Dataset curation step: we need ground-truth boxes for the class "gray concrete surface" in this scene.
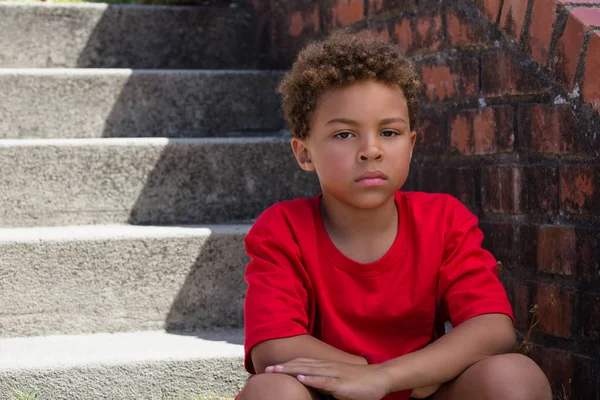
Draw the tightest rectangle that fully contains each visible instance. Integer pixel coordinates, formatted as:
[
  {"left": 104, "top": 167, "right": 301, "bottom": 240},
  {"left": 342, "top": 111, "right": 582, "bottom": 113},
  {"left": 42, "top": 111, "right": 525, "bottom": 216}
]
[
  {"left": 0, "top": 69, "right": 284, "bottom": 138},
  {"left": 0, "top": 137, "right": 321, "bottom": 227},
  {"left": 0, "top": 2, "right": 258, "bottom": 69},
  {"left": 0, "top": 225, "right": 250, "bottom": 337},
  {"left": 0, "top": 329, "right": 247, "bottom": 399}
]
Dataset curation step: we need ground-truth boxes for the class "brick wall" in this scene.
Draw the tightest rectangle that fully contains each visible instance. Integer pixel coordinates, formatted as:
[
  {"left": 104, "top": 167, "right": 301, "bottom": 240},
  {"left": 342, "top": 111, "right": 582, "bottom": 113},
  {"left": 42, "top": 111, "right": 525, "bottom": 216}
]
[{"left": 246, "top": 0, "right": 600, "bottom": 398}]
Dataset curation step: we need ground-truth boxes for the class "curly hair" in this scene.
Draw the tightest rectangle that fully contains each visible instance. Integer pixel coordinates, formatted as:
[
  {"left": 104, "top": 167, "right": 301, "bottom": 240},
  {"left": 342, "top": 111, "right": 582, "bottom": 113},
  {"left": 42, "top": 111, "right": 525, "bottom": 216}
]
[{"left": 278, "top": 30, "right": 423, "bottom": 139}]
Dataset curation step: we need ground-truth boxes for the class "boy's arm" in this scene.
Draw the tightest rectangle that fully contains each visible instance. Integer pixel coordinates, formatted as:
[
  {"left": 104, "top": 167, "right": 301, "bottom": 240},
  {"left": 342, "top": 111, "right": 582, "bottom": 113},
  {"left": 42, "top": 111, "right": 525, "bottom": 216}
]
[
  {"left": 379, "top": 313, "right": 516, "bottom": 393},
  {"left": 251, "top": 334, "right": 367, "bottom": 374}
]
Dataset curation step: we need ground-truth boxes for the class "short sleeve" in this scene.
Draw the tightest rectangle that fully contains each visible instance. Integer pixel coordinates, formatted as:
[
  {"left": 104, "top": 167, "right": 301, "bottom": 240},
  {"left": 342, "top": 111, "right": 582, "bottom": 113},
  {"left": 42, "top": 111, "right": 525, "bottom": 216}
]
[
  {"left": 243, "top": 231, "right": 312, "bottom": 374},
  {"left": 437, "top": 202, "right": 514, "bottom": 327}
]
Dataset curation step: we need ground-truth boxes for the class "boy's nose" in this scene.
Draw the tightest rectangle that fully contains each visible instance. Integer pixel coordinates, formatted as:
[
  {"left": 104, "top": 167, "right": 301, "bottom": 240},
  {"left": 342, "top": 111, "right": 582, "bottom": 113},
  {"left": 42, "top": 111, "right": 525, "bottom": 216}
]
[{"left": 358, "top": 137, "right": 384, "bottom": 161}]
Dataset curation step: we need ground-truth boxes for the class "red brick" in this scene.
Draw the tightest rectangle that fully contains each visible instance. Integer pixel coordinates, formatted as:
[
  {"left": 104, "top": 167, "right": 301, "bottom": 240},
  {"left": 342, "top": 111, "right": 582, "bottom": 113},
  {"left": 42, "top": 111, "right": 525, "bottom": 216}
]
[
  {"left": 482, "top": 165, "right": 558, "bottom": 215},
  {"left": 579, "top": 293, "right": 600, "bottom": 339},
  {"left": 482, "top": 51, "right": 547, "bottom": 96},
  {"left": 557, "top": 0, "right": 600, "bottom": 4},
  {"left": 519, "top": 225, "right": 599, "bottom": 279},
  {"left": 414, "top": 10, "right": 444, "bottom": 53},
  {"left": 450, "top": 107, "right": 514, "bottom": 155},
  {"left": 500, "top": 0, "right": 530, "bottom": 41},
  {"left": 415, "top": 109, "right": 447, "bottom": 155},
  {"left": 536, "top": 226, "right": 577, "bottom": 275},
  {"left": 480, "top": 222, "right": 518, "bottom": 268},
  {"left": 582, "top": 31, "right": 600, "bottom": 113},
  {"left": 391, "top": 10, "right": 443, "bottom": 54},
  {"left": 447, "top": 8, "right": 490, "bottom": 47},
  {"left": 527, "top": 0, "right": 559, "bottom": 66},
  {"left": 420, "top": 56, "right": 479, "bottom": 102},
  {"left": 392, "top": 17, "right": 413, "bottom": 53},
  {"left": 329, "top": 0, "right": 364, "bottom": 27},
  {"left": 512, "top": 283, "right": 531, "bottom": 330},
  {"left": 356, "top": 27, "right": 390, "bottom": 42},
  {"left": 477, "top": 0, "right": 503, "bottom": 23},
  {"left": 560, "top": 164, "right": 600, "bottom": 215},
  {"left": 529, "top": 346, "right": 597, "bottom": 400},
  {"left": 534, "top": 284, "right": 574, "bottom": 338},
  {"left": 518, "top": 104, "right": 585, "bottom": 154},
  {"left": 419, "top": 166, "right": 477, "bottom": 210},
  {"left": 367, "top": 0, "right": 417, "bottom": 16},
  {"left": 287, "top": 6, "right": 320, "bottom": 37},
  {"left": 552, "top": 8, "right": 600, "bottom": 90}
]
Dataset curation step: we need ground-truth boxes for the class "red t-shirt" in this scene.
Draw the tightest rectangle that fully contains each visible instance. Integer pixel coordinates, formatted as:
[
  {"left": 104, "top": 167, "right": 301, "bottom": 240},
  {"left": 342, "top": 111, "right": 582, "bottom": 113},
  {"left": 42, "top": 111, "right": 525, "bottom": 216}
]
[{"left": 241, "top": 191, "right": 514, "bottom": 400}]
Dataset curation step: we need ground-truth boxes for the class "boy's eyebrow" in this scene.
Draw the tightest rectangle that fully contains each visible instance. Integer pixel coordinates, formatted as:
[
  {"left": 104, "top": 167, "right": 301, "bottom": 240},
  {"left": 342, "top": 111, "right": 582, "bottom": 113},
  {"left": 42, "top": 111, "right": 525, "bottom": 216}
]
[{"left": 326, "top": 117, "right": 408, "bottom": 126}]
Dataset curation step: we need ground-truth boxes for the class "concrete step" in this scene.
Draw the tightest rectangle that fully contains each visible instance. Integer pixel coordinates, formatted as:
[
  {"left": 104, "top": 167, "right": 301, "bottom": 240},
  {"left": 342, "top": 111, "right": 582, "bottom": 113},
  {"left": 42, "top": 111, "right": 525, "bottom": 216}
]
[
  {"left": 0, "top": 137, "right": 320, "bottom": 227},
  {"left": 0, "top": 2, "right": 259, "bottom": 69},
  {"left": 0, "top": 329, "right": 247, "bottom": 399},
  {"left": 0, "top": 224, "right": 251, "bottom": 337},
  {"left": 0, "top": 69, "right": 284, "bottom": 139}
]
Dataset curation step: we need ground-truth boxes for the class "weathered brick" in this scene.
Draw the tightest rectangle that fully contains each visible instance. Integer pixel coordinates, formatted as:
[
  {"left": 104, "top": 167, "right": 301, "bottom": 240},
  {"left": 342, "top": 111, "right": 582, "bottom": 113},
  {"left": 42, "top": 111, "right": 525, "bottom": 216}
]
[
  {"left": 536, "top": 226, "right": 577, "bottom": 275},
  {"left": 579, "top": 293, "right": 600, "bottom": 340},
  {"left": 500, "top": 0, "right": 530, "bottom": 41},
  {"left": 552, "top": 8, "right": 600, "bottom": 90},
  {"left": 329, "top": 0, "right": 364, "bottom": 28},
  {"left": 391, "top": 11, "right": 443, "bottom": 54},
  {"left": 534, "top": 284, "right": 574, "bottom": 338},
  {"left": 287, "top": 5, "right": 320, "bottom": 37},
  {"left": 415, "top": 109, "right": 447, "bottom": 155},
  {"left": 582, "top": 31, "right": 600, "bottom": 113},
  {"left": 357, "top": 26, "right": 390, "bottom": 41},
  {"left": 512, "top": 282, "right": 531, "bottom": 330},
  {"left": 420, "top": 56, "right": 479, "bottom": 102},
  {"left": 482, "top": 51, "right": 547, "bottom": 96},
  {"left": 518, "top": 104, "right": 585, "bottom": 154},
  {"left": 557, "top": 0, "right": 600, "bottom": 4},
  {"left": 560, "top": 164, "right": 600, "bottom": 215},
  {"left": 447, "top": 8, "right": 490, "bottom": 47},
  {"left": 392, "top": 17, "right": 413, "bottom": 53},
  {"left": 481, "top": 222, "right": 518, "bottom": 267},
  {"left": 481, "top": 165, "right": 559, "bottom": 215},
  {"left": 450, "top": 107, "right": 514, "bottom": 155},
  {"left": 529, "top": 346, "right": 597, "bottom": 400},
  {"left": 476, "top": 0, "right": 503, "bottom": 23},
  {"left": 526, "top": 0, "right": 559, "bottom": 66},
  {"left": 420, "top": 166, "right": 477, "bottom": 210},
  {"left": 367, "top": 0, "right": 417, "bottom": 16},
  {"left": 519, "top": 225, "right": 599, "bottom": 279}
]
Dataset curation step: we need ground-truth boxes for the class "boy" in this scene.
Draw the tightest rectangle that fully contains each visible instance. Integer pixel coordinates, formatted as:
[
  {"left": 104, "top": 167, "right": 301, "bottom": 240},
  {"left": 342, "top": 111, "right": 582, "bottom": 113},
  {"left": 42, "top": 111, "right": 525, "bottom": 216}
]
[{"left": 236, "top": 32, "right": 552, "bottom": 400}]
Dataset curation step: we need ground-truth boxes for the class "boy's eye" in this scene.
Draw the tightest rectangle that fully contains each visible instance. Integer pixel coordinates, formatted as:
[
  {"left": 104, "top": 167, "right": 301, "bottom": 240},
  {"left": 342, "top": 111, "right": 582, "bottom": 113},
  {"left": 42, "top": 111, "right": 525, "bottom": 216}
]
[
  {"left": 335, "top": 131, "right": 354, "bottom": 139},
  {"left": 381, "top": 130, "right": 399, "bottom": 137}
]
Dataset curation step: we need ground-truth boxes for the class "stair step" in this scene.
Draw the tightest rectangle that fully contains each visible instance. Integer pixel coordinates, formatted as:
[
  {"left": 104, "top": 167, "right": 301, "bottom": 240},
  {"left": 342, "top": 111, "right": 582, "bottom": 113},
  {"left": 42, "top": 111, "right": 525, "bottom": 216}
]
[
  {"left": 0, "top": 69, "right": 284, "bottom": 139},
  {"left": 0, "top": 329, "right": 247, "bottom": 399},
  {"left": 0, "top": 224, "right": 251, "bottom": 337},
  {"left": 0, "top": 2, "right": 259, "bottom": 69},
  {"left": 0, "top": 137, "right": 320, "bottom": 227}
]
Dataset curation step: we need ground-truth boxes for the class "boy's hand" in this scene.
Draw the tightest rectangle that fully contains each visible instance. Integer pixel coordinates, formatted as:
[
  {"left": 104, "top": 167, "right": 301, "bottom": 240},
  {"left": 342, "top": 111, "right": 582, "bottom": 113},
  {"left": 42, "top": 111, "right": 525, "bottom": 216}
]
[{"left": 265, "top": 358, "right": 391, "bottom": 400}]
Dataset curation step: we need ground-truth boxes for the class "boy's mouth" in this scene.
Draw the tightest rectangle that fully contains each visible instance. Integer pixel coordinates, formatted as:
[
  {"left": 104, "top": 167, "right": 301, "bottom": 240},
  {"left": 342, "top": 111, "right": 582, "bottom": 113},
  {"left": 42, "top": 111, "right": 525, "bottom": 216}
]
[{"left": 355, "top": 170, "right": 388, "bottom": 187}]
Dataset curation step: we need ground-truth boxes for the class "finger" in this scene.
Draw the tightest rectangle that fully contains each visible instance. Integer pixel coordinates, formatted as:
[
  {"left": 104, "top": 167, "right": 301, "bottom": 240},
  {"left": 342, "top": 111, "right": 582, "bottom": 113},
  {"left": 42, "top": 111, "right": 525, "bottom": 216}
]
[
  {"left": 267, "top": 365, "right": 339, "bottom": 377},
  {"left": 297, "top": 375, "right": 337, "bottom": 394}
]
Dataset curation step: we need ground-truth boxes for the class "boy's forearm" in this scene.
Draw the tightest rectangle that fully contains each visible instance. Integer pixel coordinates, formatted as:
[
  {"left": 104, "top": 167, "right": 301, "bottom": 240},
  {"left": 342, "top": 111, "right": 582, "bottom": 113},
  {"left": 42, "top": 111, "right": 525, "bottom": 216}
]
[
  {"left": 252, "top": 334, "right": 367, "bottom": 374},
  {"left": 379, "top": 313, "right": 516, "bottom": 393}
]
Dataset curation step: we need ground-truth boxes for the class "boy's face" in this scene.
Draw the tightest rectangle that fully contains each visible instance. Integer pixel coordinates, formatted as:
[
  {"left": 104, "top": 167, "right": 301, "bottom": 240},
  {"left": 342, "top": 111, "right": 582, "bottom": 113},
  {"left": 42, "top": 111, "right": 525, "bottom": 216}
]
[{"left": 291, "top": 79, "right": 417, "bottom": 209}]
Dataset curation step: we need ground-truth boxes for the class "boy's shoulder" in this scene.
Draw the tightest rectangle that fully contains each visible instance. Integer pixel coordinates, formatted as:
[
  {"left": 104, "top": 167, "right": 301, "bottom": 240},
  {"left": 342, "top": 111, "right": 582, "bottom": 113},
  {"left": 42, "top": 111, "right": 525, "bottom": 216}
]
[
  {"left": 401, "top": 191, "right": 476, "bottom": 226},
  {"left": 248, "top": 195, "right": 318, "bottom": 238}
]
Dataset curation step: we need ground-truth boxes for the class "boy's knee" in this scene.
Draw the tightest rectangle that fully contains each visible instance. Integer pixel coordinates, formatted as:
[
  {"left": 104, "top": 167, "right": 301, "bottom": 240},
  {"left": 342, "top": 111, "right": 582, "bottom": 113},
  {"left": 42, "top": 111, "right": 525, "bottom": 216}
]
[
  {"left": 238, "top": 373, "right": 318, "bottom": 400},
  {"left": 475, "top": 353, "right": 552, "bottom": 400}
]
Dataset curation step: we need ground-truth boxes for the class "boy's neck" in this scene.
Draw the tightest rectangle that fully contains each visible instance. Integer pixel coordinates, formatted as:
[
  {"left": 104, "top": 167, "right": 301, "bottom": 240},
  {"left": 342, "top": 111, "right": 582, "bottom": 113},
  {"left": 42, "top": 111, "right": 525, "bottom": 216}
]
[{"left": 320, "top": 193, "right": 398, "bottom": 242}]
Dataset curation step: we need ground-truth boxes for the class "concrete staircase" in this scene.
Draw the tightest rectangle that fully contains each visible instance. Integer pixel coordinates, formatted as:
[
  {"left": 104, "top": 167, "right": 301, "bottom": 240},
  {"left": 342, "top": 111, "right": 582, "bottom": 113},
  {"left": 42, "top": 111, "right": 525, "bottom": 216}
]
[{"left": 0, "top": 3, "right": 320, "bottom": 398}]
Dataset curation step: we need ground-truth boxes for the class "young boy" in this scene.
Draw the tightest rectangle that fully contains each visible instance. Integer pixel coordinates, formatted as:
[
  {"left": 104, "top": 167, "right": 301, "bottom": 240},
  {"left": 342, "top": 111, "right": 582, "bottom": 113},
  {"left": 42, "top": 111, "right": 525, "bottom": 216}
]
[{"left": 236, "top": 32, "right": 552, "bottom": 400}]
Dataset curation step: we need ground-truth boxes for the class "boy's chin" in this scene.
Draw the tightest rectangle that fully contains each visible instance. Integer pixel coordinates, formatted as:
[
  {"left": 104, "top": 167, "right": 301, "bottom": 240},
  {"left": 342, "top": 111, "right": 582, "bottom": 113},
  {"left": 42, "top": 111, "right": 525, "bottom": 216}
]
[{"left": 330, "top": 189, "right": 399, "bottom": 210}]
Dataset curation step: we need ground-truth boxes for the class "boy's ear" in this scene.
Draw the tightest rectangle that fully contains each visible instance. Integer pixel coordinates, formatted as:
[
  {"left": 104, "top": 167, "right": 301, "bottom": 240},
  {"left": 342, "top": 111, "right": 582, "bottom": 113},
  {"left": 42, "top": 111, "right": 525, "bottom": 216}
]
[
  {"left": 409, "top": 130, "right": 417, "bottom": 158},
  {"left": 291, "top": 138, "right": 315, "bottom": 172}
]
